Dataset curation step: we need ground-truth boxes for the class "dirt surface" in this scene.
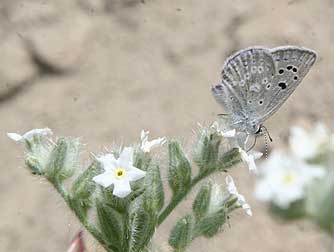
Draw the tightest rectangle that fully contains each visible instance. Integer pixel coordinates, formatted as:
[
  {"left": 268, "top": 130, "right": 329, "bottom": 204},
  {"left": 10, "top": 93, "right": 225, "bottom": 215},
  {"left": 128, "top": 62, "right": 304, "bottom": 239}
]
[{"left": 0, "top": 0, "right": 333, "bottom": 251}]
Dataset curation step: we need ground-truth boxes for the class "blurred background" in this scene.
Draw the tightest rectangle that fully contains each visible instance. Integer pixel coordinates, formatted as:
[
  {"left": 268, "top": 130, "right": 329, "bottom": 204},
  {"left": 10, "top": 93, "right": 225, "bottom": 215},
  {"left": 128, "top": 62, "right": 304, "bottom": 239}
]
[{"left": 0, "top": 0, "right": 333, "bottom": 251}]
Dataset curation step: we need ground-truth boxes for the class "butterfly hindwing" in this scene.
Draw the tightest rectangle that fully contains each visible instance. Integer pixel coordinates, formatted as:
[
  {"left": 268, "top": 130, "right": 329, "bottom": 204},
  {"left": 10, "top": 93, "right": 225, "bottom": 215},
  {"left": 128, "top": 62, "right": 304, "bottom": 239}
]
[{"left": 212, "top": 47, "right": 276, "bottom": 127}]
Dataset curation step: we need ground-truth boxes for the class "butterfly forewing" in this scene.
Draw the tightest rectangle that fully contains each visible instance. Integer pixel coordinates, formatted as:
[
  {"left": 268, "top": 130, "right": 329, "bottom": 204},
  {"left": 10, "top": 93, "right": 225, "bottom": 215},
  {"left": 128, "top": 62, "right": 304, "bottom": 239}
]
[{"left": 261, "top": 46, "right": 317, "bottom": 121}]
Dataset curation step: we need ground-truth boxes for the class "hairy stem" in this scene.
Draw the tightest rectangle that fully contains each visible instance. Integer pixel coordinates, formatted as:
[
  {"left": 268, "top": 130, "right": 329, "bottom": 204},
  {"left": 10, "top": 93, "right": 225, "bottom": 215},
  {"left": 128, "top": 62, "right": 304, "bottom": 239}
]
[
  {"left": 157, "top": 170, "right": 209, "bottom": 225},
  {"left": 50, "top": 180, "right": 108, "bottom": 250}
]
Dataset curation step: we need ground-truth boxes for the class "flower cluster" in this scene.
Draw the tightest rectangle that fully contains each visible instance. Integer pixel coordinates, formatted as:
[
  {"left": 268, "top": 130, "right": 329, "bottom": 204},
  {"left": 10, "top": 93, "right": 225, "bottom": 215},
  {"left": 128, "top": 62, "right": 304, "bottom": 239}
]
[
  {"left": 7, "top": 121, "right": 257, "bottom": 252},
  {"left": 254, "top": 123, "right": 334, "bottom": 233}
]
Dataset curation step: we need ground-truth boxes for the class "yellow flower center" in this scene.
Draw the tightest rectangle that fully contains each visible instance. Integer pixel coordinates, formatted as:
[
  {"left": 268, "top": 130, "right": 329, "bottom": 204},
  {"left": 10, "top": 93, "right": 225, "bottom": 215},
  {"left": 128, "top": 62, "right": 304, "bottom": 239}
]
[
  {"left": 115, "top": 168, "right": 126, "bottom": 179},
  {"left": 282, "top": 171, "right": 296, "bottom": 185}
]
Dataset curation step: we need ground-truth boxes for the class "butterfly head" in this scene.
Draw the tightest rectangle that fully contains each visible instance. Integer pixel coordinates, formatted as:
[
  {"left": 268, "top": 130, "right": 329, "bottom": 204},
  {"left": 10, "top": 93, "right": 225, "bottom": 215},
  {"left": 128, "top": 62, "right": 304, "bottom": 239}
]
[{"left": 245, "top": 120, "right": 261, "bottom": 135}]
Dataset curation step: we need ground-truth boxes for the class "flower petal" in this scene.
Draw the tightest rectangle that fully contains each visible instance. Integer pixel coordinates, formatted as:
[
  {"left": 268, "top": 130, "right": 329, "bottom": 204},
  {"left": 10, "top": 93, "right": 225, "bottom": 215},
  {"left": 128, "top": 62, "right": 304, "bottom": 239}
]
[
  {"left": 251, "top": 151, "right": 263, "bottom": 160},
  {"left": 226, "top": 175, "right": 252, "bottom": 216},
  {"left": 242, "top": 203, "right": 253, "bottom": 216},
  {"left": 113, "top": 179, "right": 132, "bottom": 198},
  {"left": 127, "top": 167, "right": 146, "bottom": 181},
  {"left": 118, "top": 147, "right": 134, "bottom": 167},
  {"left": 226, "top": 175, "right": 238, "bottom": 194},
  {"left": 222, "top": 129, "right": 236, "bottom": 138},
  {"left": 97, "top": 154, "right": 117, "bottom": 172},
  {"left": 92, "top": 172, "right": 115, "bottom": 188},
  {"left": 141, "top": 130, "right": 149, "bottom": 142},
  {"left": 7, "top": 133, "right": 23, "bottom": 142},
  {"left": 239, "top": 148, "right": 261, "bottom": 173},
  {"left": 141, "top": 137, "right": 166, "bottom": 152},
  {"left": 23, "top": 128, "right": 53, "bottom": 140}
]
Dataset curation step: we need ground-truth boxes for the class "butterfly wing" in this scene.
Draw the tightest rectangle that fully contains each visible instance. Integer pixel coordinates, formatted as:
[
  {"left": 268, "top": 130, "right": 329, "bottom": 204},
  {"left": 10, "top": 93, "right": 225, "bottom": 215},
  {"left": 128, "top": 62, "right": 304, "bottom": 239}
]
[
  {"left": 212, "top": 47, "right": 277, "bottom": 130},
  {"left": 212, "top": 46, "right": 317, "bottom": 132},
  {"left": 260, "top": 46, "right": 317, "bottom": 121}
]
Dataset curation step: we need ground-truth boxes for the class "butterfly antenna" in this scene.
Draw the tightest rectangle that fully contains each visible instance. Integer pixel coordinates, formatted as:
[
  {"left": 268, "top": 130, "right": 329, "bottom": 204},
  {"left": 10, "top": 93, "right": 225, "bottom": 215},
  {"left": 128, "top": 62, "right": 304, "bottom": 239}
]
[
  {"left": 261, "top": 126, "right": 273, "bottom": 159},
  {"left": 261, "top": 125, "right": 273, "bottom": 142}
]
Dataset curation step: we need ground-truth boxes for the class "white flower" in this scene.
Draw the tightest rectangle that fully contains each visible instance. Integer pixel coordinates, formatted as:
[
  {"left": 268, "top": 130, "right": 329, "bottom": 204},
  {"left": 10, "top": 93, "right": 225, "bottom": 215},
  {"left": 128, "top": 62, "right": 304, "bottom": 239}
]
[
  {"left": 93, "top": 147, "right": 146, "bottom": 198},
  {"left": 239, "top": 148, "right": 263, "bottom": 173},
  {"left": 7, "top": 128, "right": 53, "bottom": 142},
  {"left": 290, "top": 123, "right": 329, "bottom": 160},
  {"left": 226, "top": 175, "right": 252, "bottom": 216},
  {"left": 140, "top": 130, "right": 166, "bottom": 152},
  {"left": 255, "top": 150, "right": 325, "bottom": 209},
  {"left": 211, "top": 121, "right": 236, "bottom": 138}
]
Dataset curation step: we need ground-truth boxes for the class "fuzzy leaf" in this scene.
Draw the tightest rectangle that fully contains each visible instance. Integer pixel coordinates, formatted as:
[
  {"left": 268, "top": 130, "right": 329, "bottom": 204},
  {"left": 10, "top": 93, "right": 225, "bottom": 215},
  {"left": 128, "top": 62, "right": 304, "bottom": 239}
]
[
  {"left": 193, "top": 132, "right": 221, "bottom": 173},
  {"left": 193, "top": 209, "right": 226, "bottom": 238},
  {"left": 96, "top": 200, "right": 124, "bottom": 250},
  {"left": 70, "top": 161, "right": 102, "bottom": 218},
  {"left": 25, "top": 153, "right": 43, "bottom": 175},
  {"left": 134, "top": 151, "right": 152, "bottom": 172},
  {"left": 102, "top": 188, "right": 133, "bottom": 214},
  {"left": 45, "top": 138, "right": 68, "bottom": 183},
  {"left": 192, "top": 182, "right": 212, "bottom": 220},
  {"left": 217, "top": 148, "right": 241, "bottom": 171},
  {"left": 128, "top": 197, "right": 156, "bottom": 252},
  {"left": 144, "top": 165, "right": 164, "bottom": 214},
  {"left": 72, "top": 161, "right": 102, "bottom": 199},
  {"left": 168, "top": 141, "right": 192, "bottom": 196},
  {"left": 63, "top": 138, "right": 81, "bottom": 173},
  {"left": 169, "top": 214, "right": 193, "bottom": 251}
]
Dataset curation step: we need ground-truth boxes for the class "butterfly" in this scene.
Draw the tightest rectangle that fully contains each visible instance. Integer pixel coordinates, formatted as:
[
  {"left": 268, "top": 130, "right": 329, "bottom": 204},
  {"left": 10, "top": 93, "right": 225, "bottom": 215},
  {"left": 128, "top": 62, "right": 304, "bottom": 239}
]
[{"left": 211, "top": 46, "right": 317, "bottom": 137}]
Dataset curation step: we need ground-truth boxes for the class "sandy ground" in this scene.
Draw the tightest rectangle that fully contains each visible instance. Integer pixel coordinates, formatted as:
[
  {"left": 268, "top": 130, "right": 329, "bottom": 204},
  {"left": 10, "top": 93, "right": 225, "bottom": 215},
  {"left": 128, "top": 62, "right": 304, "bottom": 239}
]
[{"left": 0, "top": 0, "right": 333, "bottom": 251}]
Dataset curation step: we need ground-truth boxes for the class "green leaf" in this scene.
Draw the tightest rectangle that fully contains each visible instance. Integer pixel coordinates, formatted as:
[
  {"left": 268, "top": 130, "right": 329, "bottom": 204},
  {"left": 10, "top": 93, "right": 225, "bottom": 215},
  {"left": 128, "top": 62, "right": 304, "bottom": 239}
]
[
  {"left": 169, "top": 214, "right": 193, "bottom": 251},
  {"left": 96, "top": 199, "right": 124, "bottom": 251},
  {"left": 25, "top": 153, "right": 43, "bottom": 175},
  {"left": 70, "top": 161, "right": 102, "bottom": 218},
  {"left": 134, "top": 151, "right": 152, "bottom": 172},
  {"left": 217, "top": 148, "right": 241, "bottom": 171},
  {"left": 306, "top": 175, "right": 334, "bottom": 233},
  {"left": 102, "top": 188, "right": 132, "bottom": 214},
  {"left": 45, "top": 138, "right": 68, "bottom": 183},
  {"left": 72, "top": 160, "right": 102, "bottom": 199},
  {"left": 193, "top": 131, "right": 221, "bottom": 173},
  {"left": 128, "top": 197, "right": 156, "bottom": 252},
  {"left": 193, "top": 209, "right": 226, "bottom": 238},
  {"left": 144, "top": 165, "right": 164, "bottom": 214},
  {"left": 61, "top": 138, "right": 81, "bottom": 178},
  {"left": 168, "top": 141, "right": 192, "bottom": 196},
  {"left": 192, "top": 182, "right": 212, "bottom": 220}
]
